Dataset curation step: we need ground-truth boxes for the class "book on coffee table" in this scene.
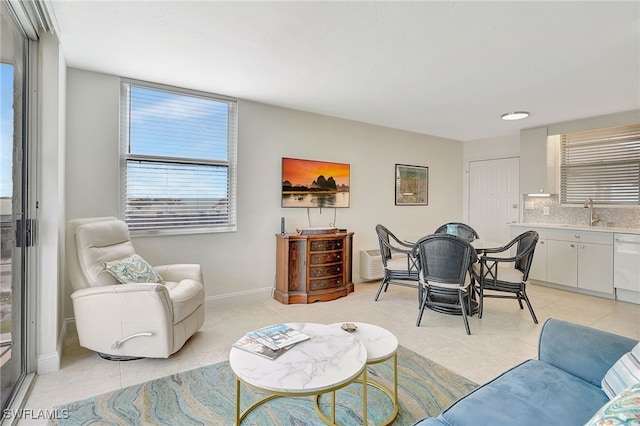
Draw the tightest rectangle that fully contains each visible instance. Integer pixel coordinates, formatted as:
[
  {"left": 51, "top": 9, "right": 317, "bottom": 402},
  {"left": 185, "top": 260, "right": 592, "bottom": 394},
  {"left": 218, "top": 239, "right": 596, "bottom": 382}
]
[
  {"left": 246, "top": 324, "right": 310, "bottom": 351},
  {"left": 232, "top": 335, "right": 291, "bottom": 360}
]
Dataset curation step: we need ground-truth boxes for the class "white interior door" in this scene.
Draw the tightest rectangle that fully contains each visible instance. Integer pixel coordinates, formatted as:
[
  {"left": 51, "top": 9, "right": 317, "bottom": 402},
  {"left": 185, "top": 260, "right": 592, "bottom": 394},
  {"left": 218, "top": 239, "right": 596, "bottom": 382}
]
[{"left": 468, "top": 158, "right": 520, "bottom": 244}]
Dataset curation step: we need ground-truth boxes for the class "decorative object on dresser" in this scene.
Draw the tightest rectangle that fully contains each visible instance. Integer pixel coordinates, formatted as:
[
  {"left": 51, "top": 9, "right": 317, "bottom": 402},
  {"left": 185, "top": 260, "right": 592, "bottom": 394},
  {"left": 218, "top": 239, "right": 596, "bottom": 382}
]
[{"left": 275, "top": 231, "right": 354, "bottom": 304}]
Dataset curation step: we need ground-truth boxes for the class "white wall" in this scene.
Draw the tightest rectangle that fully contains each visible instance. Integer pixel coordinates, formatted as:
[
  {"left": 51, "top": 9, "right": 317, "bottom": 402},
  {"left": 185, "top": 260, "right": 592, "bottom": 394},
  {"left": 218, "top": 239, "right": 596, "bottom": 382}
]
[
  {"left": 37, "top": 33, "right": 66, "bottom": 373},
  {"left": 64, "top": 67, "right": 464, "bottom": 320}
]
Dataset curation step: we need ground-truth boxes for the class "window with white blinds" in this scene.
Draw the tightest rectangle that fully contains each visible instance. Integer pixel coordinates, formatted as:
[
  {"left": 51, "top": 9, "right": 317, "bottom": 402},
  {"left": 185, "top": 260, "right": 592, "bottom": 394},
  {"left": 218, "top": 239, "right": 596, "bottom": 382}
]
[
  {"left": 120, "top": 79, "right": 237, "bottom": 233},
  {"left": 559, "top": 124, "right": 640, "bottom": 205}
]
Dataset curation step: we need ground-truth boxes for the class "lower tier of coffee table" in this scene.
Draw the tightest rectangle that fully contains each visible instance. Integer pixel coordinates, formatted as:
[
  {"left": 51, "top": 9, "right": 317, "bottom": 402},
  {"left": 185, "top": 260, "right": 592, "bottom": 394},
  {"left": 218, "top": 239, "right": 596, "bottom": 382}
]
[
  {"left": 235, "top": 375, "right": 363, "bottom": 426},
  {"left": 314, "top": 351, "right": 398, "bottom": 426}
]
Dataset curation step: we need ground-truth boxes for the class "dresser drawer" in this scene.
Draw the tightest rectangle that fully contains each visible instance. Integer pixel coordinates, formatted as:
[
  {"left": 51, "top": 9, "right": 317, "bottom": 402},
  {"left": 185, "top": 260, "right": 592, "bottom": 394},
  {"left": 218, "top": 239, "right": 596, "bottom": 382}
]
[
  {"left": 310, "top": 251, "right": 343, "bottom": 264},
  {"left": 310, "top": 238, "right": 343, "bottom": 251},
  {"left": 309, "top": 276, "right": 343, "bottom": 291},
  {"left": 309, "top": 264, "right": 342, "bottom": 278}
]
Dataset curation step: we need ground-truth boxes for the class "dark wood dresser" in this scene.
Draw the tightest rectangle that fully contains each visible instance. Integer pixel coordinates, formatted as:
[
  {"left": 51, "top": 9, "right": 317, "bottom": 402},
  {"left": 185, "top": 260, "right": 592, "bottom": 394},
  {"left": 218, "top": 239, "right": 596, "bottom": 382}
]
[{"left": 274, "top": 232, "right": 354, "bottom": 304}]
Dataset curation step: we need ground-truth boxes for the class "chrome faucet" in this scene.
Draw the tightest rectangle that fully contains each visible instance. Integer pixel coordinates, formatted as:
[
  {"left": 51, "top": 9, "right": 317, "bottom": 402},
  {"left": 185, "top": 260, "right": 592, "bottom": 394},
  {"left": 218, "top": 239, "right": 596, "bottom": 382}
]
[{"left": 583, "top": 198, "right": 601, "bottom": 226}]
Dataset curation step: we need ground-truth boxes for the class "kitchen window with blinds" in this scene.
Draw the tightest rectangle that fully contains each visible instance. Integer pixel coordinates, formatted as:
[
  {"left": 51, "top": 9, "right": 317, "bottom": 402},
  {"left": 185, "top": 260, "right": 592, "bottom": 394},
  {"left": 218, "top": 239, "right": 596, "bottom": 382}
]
[
  {"left": 120, "top": 79, "right": 237, "bottom": 234},
  {"left": 559, "top": 123, "right": 640, "bottom": 206}
]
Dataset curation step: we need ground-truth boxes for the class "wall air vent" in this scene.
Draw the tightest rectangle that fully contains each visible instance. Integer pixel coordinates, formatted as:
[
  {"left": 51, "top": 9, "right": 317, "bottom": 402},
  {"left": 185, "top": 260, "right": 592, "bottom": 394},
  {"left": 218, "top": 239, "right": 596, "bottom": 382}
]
[{"left": 359, "top": 249, "right": 384, "bottom": 280}]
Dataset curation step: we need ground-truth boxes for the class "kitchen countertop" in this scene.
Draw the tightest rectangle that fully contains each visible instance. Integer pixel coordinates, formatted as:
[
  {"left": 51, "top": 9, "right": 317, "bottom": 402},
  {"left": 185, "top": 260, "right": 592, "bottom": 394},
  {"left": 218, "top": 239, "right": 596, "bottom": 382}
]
[{"left": 512, "top": 223, "right": 640, "bottom": 235}]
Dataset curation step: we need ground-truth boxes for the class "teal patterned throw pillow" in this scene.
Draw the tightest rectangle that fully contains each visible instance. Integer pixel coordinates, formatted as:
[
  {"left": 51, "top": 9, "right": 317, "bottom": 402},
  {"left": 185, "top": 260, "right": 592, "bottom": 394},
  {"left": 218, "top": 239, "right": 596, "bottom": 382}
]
[
  {"left": 585, "top": 382, "right": 640, "bottom": 426},
  {"left": 103, "top": 254, "right": 165, "bottom": 284}
]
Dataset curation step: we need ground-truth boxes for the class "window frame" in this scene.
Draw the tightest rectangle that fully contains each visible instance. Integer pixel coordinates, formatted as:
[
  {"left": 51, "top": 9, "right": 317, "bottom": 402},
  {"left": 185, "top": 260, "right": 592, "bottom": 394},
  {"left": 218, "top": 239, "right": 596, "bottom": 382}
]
[{"left": 119, "top": 78, "right": 238, "bottom": 236}]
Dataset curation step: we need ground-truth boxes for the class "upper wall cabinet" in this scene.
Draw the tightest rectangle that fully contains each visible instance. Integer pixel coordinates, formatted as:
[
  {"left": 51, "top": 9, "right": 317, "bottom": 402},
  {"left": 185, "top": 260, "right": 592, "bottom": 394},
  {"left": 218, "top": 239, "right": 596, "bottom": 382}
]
[{"left": 519, "top": 127, "right": 558, "bottom": 195}]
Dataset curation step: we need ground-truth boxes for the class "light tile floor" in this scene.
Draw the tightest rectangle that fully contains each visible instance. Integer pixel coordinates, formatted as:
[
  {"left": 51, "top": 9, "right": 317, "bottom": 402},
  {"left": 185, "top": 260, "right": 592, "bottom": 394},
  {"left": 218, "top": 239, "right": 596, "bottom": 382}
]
[{"left": 23, "top": 282, "right": 640, "bottom": 418}]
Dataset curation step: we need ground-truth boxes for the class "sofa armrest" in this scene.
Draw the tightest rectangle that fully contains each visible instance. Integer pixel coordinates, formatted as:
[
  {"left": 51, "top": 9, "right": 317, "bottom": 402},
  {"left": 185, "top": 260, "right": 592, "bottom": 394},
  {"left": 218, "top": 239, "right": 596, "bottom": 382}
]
[
  {"left": 538, "top": 318, "right": 638, "bottom": 387},
  {"left": 154, "top": 264, "right": 203, "bottom": 283}
]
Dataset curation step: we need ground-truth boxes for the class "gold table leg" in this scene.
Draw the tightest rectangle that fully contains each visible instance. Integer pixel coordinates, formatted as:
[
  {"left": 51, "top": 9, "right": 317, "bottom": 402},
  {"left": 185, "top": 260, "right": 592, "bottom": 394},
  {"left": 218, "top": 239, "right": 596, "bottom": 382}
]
[
  {"left": 235, "top": 378, "right": 240, "bottom": 426},
  {"left": 362, "top": 367, "right": 368, "bottom": 425},
  {"left": 313, "top": 351, "right": 398, "bottom": 426}
]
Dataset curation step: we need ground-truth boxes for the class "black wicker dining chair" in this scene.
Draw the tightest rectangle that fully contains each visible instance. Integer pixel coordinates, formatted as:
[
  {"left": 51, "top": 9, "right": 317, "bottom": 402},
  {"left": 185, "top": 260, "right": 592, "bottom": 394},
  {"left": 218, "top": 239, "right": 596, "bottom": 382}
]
[
  {"left": 434, "top": 222, "right": 480, "bottom": 242},
  {"left": 374, "top": 224, "right": 420, "bottom": 301},
  {"left": 414, "top": 233, "right": 478, "bottom": 335},
  {"left": 472, "top": 230, "right": 539, "bottom": 323}
]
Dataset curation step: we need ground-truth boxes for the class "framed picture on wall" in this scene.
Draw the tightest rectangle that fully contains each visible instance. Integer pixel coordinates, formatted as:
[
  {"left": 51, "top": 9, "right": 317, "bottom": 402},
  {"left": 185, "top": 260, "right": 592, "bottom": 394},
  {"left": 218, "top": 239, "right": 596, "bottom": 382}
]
[{"left": 395, "top": 164, "right": 428, "bottom": 206}]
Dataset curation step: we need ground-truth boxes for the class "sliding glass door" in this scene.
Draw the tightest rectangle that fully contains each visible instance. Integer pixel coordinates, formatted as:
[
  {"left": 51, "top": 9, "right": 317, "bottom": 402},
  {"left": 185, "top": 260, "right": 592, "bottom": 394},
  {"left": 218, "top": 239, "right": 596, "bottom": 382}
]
[{"left": 1, "top": 0, "right": 32, "bottom": 412}]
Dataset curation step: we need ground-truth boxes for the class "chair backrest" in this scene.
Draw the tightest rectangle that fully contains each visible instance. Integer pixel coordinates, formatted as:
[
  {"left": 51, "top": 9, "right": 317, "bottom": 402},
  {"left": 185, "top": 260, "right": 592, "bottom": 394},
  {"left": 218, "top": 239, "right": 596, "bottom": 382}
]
[
  {"left": 434, "top": 222, "right": 479, "bottom": 242},
  {"left": 375, "top": 224, "right": 394, "bottom": 263},
  {"left": 514, "top": 230, "right": 539, "bottom": 277},
  {"left": 67, "top": 217, "right": 137, "bottom": 291},
  {"left": 414, "top": 234, "right": 476, "bottom": 286}
]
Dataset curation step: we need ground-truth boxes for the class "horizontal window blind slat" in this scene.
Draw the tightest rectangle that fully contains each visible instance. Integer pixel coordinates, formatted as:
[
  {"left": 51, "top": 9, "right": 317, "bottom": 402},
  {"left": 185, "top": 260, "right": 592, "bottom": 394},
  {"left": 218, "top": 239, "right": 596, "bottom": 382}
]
[
  {"left": 559, "top": 124, "right": 640, "bottom": 205},
  {"left": 120, "top": 79, "right": 238, "bottom": 232}
]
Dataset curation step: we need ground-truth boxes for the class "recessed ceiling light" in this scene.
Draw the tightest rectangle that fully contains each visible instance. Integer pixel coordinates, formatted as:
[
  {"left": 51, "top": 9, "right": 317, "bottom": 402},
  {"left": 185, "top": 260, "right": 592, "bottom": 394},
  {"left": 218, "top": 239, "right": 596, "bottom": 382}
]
[{"left": 501, "top": 111, "right": 529, "bottom": 121}]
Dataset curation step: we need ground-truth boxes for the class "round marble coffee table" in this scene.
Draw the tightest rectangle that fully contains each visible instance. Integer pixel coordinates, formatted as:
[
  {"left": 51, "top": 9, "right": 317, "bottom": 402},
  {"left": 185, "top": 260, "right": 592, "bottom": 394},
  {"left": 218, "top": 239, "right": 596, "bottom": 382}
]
[
  {"left": 229, "top": 322, "right": 367, "bottom": 425},
  {"left": 319, "top": 322, "right": 399, "bottom": 426}
]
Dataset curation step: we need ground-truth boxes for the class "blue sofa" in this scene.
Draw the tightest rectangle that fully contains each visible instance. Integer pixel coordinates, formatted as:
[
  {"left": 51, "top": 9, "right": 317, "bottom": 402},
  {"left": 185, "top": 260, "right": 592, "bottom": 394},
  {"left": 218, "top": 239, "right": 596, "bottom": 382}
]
[{"left": 414, "top": 318, "right": 638, "bottom": 426}]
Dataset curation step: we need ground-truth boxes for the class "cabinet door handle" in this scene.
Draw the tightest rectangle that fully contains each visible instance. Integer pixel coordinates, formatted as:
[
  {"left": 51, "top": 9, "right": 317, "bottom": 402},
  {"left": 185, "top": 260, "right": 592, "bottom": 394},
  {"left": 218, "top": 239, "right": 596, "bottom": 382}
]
[
  {"left": 575, "top": 234, "right": 580, "bottom": 238},
  {"left": 570, "top": 244, "right": 575, "bottom": 248},
  {"left": 539, "top": 241, "right": 545, "bottom": 245}
]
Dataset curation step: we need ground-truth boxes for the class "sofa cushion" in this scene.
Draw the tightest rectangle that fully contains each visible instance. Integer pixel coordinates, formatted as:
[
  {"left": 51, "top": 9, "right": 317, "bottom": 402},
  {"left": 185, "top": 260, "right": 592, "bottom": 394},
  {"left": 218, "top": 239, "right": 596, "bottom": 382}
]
[
  {"left": 601, "top": 342, "right": 640, "bottom": 399},
  {"left": 585, "top": 382, "right": 640, "bottom": 426},
  {"left": 386, "top": 254, "right": 414, "bottom": 270},
  {"left": 472, "top": 263, "right": 524, "bottom": 284},
  {"left": 103, "top": 254, "right": 165, "bottom": 284},
  {"left": 437, "top": 360, "right": 609, "bottom": 426}
]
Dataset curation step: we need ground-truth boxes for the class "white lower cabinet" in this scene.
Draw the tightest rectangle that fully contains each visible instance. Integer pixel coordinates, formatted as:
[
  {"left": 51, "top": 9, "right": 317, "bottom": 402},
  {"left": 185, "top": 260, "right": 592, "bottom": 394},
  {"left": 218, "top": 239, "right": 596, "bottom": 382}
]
[
  {"left": 546, "top": 240, "right": 578, "bottom": 287},
  {"left": 511, "top": 225, "right": 615, "bottom": 297},
  {"left": 579, "top": 242, "right": 614, "bottom": 293},
  {"left": 529, "top": 238, "right": 547, "bottom": 281}
]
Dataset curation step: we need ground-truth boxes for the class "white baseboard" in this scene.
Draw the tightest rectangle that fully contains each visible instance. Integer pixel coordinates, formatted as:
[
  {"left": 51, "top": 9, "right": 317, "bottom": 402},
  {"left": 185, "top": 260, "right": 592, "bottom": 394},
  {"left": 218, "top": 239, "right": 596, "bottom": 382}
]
[
  {"left": 37, "top": 352, "right": 60, "bottom": 374},
  {"left": 616, "top": 288, "right": 640, "bottom": 305},
  {"left": 204, "top": 286, "right": 272, "bottom": 308},
  {"left": 37, "top": 320, "right": 66, "bottom": 374}
]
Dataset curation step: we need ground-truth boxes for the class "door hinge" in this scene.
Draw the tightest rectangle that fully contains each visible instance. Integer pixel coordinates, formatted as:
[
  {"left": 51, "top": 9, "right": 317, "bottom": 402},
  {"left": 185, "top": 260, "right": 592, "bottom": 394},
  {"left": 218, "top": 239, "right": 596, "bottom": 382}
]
[{"left": 16, "top": 219, "right": 36, "bottom": 247}]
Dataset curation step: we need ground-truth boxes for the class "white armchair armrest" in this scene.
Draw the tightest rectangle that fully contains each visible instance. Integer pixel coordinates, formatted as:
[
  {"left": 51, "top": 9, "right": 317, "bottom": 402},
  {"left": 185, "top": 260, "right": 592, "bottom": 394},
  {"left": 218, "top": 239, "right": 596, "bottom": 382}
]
[{"left": 154, "top": 264, "right": 203, "bottom": 283}]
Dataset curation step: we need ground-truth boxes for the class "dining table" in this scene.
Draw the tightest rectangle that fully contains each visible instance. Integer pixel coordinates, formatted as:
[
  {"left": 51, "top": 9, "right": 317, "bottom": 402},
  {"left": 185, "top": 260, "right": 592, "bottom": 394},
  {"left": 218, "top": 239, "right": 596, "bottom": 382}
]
[
  {"left": 469, "top": 238, "right": 503, "bottom": 254},
  {"left": 404, "top": 235, "right": 503, "bottom": 255}
]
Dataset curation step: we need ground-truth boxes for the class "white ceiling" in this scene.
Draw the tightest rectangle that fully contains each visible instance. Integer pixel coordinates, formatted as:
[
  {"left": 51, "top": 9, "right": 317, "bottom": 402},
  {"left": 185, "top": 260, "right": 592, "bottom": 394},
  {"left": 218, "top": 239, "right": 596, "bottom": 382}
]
[{"left": 47, "top": 1, "right": 640, "bottom": 141}]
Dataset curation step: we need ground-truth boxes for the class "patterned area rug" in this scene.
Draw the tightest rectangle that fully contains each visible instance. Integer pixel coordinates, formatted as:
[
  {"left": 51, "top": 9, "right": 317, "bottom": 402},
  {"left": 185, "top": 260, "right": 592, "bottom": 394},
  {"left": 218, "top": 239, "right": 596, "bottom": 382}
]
[{"left": 51, "top": 345, "right": 477, "bottom": 425}]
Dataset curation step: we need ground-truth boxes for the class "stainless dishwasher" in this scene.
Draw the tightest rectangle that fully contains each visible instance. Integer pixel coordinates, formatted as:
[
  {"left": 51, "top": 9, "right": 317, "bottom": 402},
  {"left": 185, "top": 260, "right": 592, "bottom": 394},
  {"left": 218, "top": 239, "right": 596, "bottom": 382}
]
[{"left": 614, "top": 233, "right": 640, "bottom": 293}]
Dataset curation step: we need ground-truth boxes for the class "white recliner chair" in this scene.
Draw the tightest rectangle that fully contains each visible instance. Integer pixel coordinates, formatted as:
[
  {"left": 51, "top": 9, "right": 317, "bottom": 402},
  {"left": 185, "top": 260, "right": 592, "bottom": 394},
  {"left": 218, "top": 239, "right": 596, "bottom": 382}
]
[{"left": 67, "top": 217, "right": 205, "bottom": 359}]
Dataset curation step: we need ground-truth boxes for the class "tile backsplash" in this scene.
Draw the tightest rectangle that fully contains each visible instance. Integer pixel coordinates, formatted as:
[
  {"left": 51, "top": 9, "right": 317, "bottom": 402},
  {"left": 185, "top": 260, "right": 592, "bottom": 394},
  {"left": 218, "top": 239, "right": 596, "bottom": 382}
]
[{"left": 522, "top": 195, "right": 640, "bottom": 229}]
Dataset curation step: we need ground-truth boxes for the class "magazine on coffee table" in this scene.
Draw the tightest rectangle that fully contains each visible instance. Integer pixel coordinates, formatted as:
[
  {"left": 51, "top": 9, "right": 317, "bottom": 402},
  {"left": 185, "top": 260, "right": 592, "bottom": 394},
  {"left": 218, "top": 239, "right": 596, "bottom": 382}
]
[
  {"left": 232, "top": 335, "right": 292, "bottom": 360},
  {"left": 246, "top": 324, "right": 310, "bottom": 351}
]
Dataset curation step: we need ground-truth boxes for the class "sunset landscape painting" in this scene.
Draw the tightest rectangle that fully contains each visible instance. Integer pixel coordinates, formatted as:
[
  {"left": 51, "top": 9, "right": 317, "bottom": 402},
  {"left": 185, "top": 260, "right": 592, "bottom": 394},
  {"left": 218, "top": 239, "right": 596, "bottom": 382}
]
[{"left": 281, "top": 158, "right": 350, "bottom": 208}]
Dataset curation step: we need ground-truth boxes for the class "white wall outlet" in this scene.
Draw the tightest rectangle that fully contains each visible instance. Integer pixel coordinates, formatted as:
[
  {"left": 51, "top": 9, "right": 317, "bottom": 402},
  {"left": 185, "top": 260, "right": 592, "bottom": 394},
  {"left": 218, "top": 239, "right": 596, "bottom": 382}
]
[
  {"left": 543, "top": 207, "right": 550, "bottom": 215},
  {"left": 525, "top": 201, "right": 534, "bottom": 210}
]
